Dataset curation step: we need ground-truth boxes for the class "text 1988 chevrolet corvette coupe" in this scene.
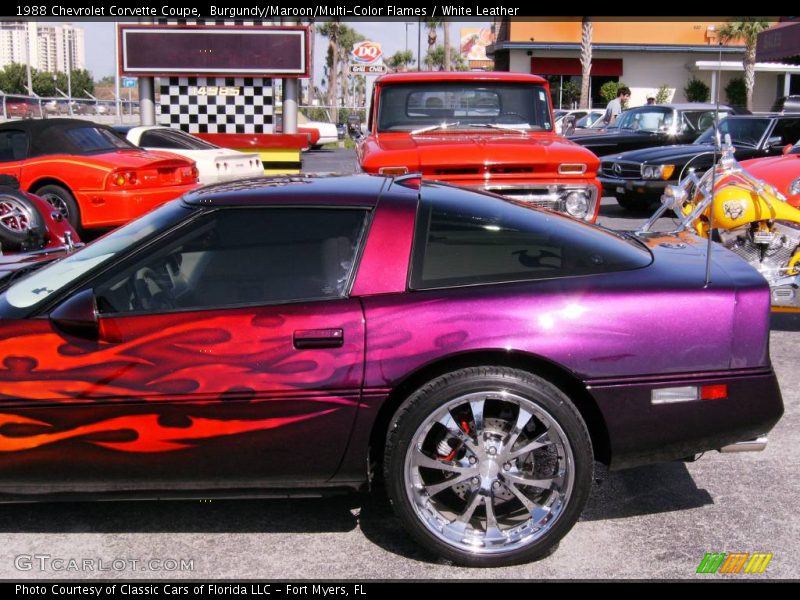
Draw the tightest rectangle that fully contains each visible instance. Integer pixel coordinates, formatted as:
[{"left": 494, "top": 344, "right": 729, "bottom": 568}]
[{"left": 0, "top": 175, "right": 783, "bottom": 566}]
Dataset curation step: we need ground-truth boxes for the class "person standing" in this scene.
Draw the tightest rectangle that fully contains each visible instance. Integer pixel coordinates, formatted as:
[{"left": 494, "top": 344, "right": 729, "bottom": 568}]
[{"left": 603, "top": 86, "right": 631, "bottom": 125}]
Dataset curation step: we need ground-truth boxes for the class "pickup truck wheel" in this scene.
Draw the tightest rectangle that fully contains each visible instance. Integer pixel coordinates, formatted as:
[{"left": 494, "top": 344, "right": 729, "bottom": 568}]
[{"left": 385, "top": 366, "right": 593, "bottom": 567}]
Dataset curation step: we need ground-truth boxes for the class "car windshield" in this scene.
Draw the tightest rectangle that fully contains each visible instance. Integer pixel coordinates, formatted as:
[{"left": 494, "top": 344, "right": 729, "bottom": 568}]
[
  {"left": 616, "top": 108, "right": 674, "bottom": 132},
  {"left": 2, "top": 202, "right": 190, "bottom": 312},
  {"left": 377, "top": 82, "right": 553, "bottom": 133},
  {"left": 575, "top": 112, "right": 603, "bottom": 128},
  {"left": 694, "top": 118, "right": 771, "bottom": 147}
]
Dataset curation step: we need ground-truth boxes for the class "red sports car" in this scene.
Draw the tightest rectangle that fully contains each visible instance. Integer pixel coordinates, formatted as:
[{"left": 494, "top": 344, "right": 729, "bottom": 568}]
[
  {"left": 742, "top": 141, "right": 800, "bottom": 208},
  {"left": 0, "top": 119, "right": 199, "bottom": 233}
]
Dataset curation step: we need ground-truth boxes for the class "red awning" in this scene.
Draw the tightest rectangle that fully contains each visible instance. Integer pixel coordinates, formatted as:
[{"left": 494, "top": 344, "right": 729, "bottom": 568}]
[
  {"left": 530, "top": 57, "right": 623, "bottom": 77},
  {"left": 757, "top": 22, "right": 800, "bottom": 64}
]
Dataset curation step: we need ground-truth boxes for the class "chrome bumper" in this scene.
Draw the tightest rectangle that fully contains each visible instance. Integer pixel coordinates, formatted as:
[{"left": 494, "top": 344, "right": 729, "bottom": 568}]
[{"left": 718, "top": 436, "right": 768, "bottom": 453}]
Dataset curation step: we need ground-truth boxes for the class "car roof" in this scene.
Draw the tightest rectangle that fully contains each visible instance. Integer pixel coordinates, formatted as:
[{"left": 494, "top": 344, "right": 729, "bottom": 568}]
[
  {"left": 0, "top": 118, "right": 130, "bottom": 155},
  {"left": 376, "top": 71, "right": 548, "bottom": 85},
  {"left": 182, "top": 174, "right": 394, "bottom": 208},
  {"left": 633, "top": 103, "right": 733, "bottom": 111}
]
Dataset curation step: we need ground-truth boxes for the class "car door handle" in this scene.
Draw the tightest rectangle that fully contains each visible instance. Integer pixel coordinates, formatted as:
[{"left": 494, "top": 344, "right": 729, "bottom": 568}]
[{"left": 293, "top": 328, "right": 344, "bottom": 349}]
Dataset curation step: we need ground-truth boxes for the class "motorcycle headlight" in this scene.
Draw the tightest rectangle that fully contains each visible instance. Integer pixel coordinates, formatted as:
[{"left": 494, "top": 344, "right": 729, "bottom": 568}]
[
  {"left": 564, "top": 191, "right": 590, "bottom": 219},
  {"left": 789, "top": 177, "right": 800, "bottom": 196}
]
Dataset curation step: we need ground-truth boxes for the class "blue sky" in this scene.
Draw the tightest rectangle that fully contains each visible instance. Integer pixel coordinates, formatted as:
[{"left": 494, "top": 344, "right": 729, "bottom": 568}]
[{"left": 81, "top": 20, "right": 488, "bottom": 85}]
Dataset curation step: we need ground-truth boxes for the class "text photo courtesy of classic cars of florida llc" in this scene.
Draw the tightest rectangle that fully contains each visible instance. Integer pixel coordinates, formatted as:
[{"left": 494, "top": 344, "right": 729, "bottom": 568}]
[{"left": 0, "top": 16, "right": 797, "bottom": 579}]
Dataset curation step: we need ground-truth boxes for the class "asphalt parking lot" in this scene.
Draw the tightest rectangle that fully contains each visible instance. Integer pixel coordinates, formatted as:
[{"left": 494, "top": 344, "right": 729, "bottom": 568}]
[{"left": 0, "top": 148, "right": 796, "bottom": 580}]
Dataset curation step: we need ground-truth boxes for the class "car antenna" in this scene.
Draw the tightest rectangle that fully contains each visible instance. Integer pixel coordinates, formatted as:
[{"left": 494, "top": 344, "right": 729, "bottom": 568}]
[{"left": 703, "top": 42, "right": 724, "bottom": 289}]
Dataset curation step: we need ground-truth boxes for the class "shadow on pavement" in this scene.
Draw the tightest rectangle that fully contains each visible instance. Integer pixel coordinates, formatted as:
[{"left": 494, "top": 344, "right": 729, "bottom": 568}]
[
  {"left": 582, "top": 461, "right": 713, "bottom": 521},
  {"left": 771, "top": 312, "right": 800, "bottom": 332},
  {"left": 0, "top": 495, "right": 361, "bottom": 534}
]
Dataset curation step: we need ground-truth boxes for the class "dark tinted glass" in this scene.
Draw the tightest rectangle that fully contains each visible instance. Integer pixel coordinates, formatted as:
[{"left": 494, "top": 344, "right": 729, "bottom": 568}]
[
  {"left": 0, "top": 130, "right": 27, "bottom": 161},
  {"left": 140, "top": 129, "right": 217, "bottom": 150},
  {"left": 771, "top": 118, "right": 800, "bottom": 147},
  {"left": 95, "top": 208, "right": 368, "bottom": 314},
  {"left": 695, "top": 118, "right": 771, "bottom": 146},
  {"left": 411, "top": 185, "right": 651, "bottom": 290},
  {"left": 64, "top": 127, "right": 132, "bottom": 152}
]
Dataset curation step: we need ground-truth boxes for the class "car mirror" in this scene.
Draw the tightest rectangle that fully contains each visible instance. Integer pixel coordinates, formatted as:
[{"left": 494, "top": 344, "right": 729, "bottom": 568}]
[
  {"left": 783, "top": 144, "right": 794, "bottom": 155},
  {"left": 49, "top": 288, "right": 99, "bottom": 340},
  {"left": 767, "top": 136, "right": 783, "bottom": 148}
]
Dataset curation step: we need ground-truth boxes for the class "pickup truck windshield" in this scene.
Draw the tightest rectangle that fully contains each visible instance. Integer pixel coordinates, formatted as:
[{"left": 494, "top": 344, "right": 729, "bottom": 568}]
[{"left": 377, "top": 82, "right": 553, "bottom": 133}]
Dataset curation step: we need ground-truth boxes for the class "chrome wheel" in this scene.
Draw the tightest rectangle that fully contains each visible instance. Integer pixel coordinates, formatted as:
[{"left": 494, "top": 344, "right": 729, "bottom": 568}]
[
  {"left": 404, "top": 390, "right": 575, "bottom": 555},
  {"left": 0, "top": 196, "right": 34, "bottom": 233}
]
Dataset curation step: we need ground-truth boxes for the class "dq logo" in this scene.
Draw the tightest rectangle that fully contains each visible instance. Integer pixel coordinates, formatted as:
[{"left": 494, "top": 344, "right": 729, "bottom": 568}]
[
  {"left": 696, "top": 552, "right": 773, "bottom": 574},
  {"left": 352, "top": 41, "right": 383, "bottom": 64}
]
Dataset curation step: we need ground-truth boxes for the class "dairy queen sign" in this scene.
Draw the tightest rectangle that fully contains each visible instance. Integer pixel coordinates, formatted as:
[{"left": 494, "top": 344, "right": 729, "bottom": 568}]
[
  {"left": 351, "top": 41, "right": 383, "bottom": 63},
  {"left": 349, "top": 41, "right": 386, "bottom": 74}
]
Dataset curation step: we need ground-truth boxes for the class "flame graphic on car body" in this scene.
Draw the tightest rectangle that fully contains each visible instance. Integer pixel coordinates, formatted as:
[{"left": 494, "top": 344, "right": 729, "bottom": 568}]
[{"left": 0, "top": 409, "right": 337, "bottom": 453}]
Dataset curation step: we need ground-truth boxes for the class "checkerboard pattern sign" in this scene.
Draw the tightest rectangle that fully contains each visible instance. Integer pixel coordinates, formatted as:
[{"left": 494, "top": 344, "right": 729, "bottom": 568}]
[{"left": 159, "top": 77, "right": 274, "bottom": 134}]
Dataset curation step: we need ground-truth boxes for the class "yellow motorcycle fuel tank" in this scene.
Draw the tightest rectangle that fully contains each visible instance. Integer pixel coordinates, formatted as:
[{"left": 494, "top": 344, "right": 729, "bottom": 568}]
[{"left": 707, "top": 182, "right": 800, "bottom": 230}]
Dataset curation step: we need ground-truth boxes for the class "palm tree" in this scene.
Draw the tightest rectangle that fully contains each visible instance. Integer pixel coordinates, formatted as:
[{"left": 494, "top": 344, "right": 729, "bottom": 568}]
[
  {"left": 318, "top": 19, "right": 341, "bottom": 121},
  {"left": 579, "top": 18, "right": 593, "bottom": 109},
  {"left": 386, "top": 50, "right": 415, "bottom": 71},
  {"left": 443, "top": 21, "right": 451, "bottom": 71},
  {"left": 426, "top": 19, "right": 441, "bottom": 63},
  {"left": 719, "top": 18, "right": 771, "bottom": 111}
]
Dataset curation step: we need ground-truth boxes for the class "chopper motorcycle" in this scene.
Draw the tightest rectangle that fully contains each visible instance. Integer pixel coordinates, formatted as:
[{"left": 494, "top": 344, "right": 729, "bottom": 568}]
[{"left": 639, "top": 138, "right": 800, "bottom": 311}]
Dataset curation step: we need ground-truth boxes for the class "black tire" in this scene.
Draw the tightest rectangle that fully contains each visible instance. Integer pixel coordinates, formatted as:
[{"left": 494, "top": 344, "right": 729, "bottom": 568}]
[
  {"left": 616, "top": 193, "right": 659, "bottom": 213},
  {"left": 384, "top": 366, "right": 593, "bottom": 567},
  {"left": 0, "top": 188, "right": 46, "bottom": 251},
  {"left": 33, "top": 184, "right": 81, "bottom": 232}
]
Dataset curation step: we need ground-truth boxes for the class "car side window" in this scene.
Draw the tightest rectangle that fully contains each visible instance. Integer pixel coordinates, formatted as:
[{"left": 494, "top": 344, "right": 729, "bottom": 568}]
[
  {"left": 410, "top": 186, "right": 651, "bottom": 290},
  {"left": 139, "top": 131, "right": 175, "bottom": 148},
  {"left": 0, "top": 130, "right": 28, "bottom": 162},
  {"left": 772, "top": 119, "right": 800, "bottom": 146},
  {"left": 94, "top": 208, "right": 368, "bottom": 315}
]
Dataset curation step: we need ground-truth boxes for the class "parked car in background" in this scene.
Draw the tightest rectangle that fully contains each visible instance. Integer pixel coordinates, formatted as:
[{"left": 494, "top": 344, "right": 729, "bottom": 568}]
[
  {"left": 118, "top": 125, "right": 264, "bottom": 185},
  {"left": 555, "top": 109, "right": 605, "bottom": 135},
  {"left": 336, "top": 123, "right": 347, "bottom": 140},
  {"left": 358, "top": 71, "right": 602, "bottom": 222},
  {"left": 599, "top": 114, "right": 800, "bottom": 211},
  {"left": 0, "top": 174, "right": 783, "bottom": 566},
  {"left": 772, "top": 95, "right": 800, "bottom": 114},
  {"left": 742, "top": 139, "right": 800, "bottom": 207},
  {"left": 0, "top": 119, "right": 199, "bottom": 233},
  {"left": 568, "top": 103, "right": 735, "bottom": 156},
  {"left": 298, "top": 112, "right": 339, "bottom": 149},
  {"left": 2, "top": 97, "right": 40, "bottom": 120}
]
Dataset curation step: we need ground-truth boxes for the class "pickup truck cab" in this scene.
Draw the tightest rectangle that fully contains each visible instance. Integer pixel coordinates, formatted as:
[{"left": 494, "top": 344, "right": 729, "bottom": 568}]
[{"left": 357, "top": 72, "right": 602, "bottom": 222}]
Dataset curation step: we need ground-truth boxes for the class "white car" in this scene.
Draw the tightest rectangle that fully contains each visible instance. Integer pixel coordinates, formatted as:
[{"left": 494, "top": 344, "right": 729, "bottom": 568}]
[
  {"left": 297, "top": 113, "right": 338, "bottom": 149},
  {"left": 122, "top": 126, "right": 264, "bottom": 185},
  {"left": 555, "top": 109, "right": 606, "bottom": 135}
]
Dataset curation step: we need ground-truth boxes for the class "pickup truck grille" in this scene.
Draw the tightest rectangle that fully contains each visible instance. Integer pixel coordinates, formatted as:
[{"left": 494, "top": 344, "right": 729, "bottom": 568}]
[
  {"left": 481, "top": 185, "right": 566, "bottom": 211},
  {"left": 601, "top": 160, "right": 641, "bottom": 179}
]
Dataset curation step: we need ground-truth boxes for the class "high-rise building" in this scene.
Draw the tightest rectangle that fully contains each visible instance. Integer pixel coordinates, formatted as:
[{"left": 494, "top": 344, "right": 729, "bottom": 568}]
[{"left": 0, "top": 21, "right": 85, "bottom": 74}]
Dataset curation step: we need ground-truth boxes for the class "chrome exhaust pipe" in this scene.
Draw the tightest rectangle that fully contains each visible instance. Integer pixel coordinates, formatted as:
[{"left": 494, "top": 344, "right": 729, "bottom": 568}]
[{"left": 719, "top": 436, "right": 768, "bottom": 453}]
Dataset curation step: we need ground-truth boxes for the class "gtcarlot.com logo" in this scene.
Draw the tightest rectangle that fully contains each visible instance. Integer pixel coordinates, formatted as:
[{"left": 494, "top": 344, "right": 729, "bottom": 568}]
[
  {"left": 14, "top": 554, "right": 194, "bottom": 573},
  {"left": 697, "top": 552, "right": 773, "bottom": 574}
]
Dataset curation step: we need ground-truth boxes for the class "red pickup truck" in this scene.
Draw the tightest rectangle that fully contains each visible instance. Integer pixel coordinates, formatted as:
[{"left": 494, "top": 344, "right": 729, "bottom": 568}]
[{"left": 357, "top": 72, "right": 602, "bottom": 222}]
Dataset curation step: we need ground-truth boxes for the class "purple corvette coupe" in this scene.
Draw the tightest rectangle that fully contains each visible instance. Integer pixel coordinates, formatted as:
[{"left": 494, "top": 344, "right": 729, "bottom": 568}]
[{"left": 0, "top": 174, "right": 783, "bottom": 566}]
